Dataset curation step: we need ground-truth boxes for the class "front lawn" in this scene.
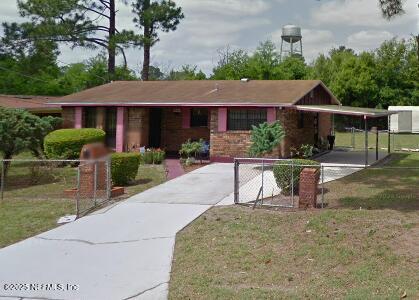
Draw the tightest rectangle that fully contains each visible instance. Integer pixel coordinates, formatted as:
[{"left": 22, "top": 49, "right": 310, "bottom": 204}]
[
  {"left": 169, "top": 153, "right": 419, "bottom": 299},
  {"left": 0, "top": 156, "right": 166, "bottom": 248},
  {"left": 335, "top": 131, "right": 419, "bottom": 150}
]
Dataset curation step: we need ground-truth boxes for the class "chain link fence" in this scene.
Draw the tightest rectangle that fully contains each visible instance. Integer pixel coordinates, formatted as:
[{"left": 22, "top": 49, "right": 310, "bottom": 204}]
[
  {"left": 335, "top": 127, "right": 419, "bottom": 151},
  {"left": 234, "top": 158, "right": 419, "bottom": 210},
  {"left": 0, "top": 158, "right": 111, "bottom": 217}
]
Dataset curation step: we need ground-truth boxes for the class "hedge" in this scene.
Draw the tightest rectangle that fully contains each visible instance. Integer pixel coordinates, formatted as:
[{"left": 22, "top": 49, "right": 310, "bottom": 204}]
[
  {"left": 44, "top": 128, "right": 106, "bottom": 159},
  {"left": 111, "top": 152, "right": 141, "bottom": 186},
  {"left": 273, "top": 159, "right": 320, "bottom": 195}
]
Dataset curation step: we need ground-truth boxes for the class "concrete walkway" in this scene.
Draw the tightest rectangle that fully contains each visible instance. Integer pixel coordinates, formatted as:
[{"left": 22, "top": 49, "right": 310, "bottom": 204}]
[
  {"left": 165, "top": 159, "right": 184, "bottom": 180},
  {"left": 0, "top": 164, "right": 234, "bottom": 300}
]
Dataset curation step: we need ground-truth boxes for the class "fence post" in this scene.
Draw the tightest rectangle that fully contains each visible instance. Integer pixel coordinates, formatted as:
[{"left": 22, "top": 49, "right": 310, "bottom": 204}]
[
  {"left": 388, "top": 115, "right": 391, "bottom": 154},
  {"left": 234, "top": 159, "right": 239, "bottom": 204},
  {"left": 1, "top": 160, "right": 4, "bottom": 201},
  {"left": 106, "top": 156, "right": 111, "bottom": 200},
  {"left": 376, "top": 129, "right": 379, "bottom": 161},
  {"left": 352, "top": 127, "right": 355, "bottom": 149},
  {"left": 291, "top": 160, "right": 294, "bottom": 208},
  {"left": 261, "top": 159, "right": 264, "bottom": 204},
  {"left": 320, "top": 165, "right": 324, "bottom": 208},
  {"left": 76, "top": 166, "right": 80, "bottom": 217},
  {"left": 93, "top": 161, "right": 97, "bottom": 206}
]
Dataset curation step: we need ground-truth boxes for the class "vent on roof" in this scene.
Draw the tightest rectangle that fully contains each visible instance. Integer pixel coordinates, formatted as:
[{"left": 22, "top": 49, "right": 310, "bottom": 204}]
[{"left": 241, "top": 78, "right": 250, "bottom": 82}]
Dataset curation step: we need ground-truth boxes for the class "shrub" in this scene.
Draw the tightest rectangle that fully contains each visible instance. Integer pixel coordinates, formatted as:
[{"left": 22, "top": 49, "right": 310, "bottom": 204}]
[
  {"left": 249, "top": 121, "right": 285, "bottom": 157},
  {"left": 179, "top": 139, "right": 204, "bottom": 159},
  {"left": 111, "top": 152, "right": 141, "bottom": 186},
  {"left": 273, "top": 159, "right": 319, "bottom": 195},
  {"left": 142, "top": 148, "right": 165, "bottom": 164},
  {"left": 300, "top": 144, "right": 314, "bottom": 158},
  {"left": 44, "top": 128, "right": 106, "bottom": 159}
]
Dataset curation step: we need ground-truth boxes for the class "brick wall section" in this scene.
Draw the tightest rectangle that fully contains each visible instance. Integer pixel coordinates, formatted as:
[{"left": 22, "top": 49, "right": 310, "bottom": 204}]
[
  {"left": 161, "top": 108, "right": 210, "bottom": 152},
  {"left": 318, "top": 112, "right": 332, "bottom": 141},
  {"left": 210, "top": 108, "right": 317, "bottom": 160},
  {"left": 126, "top": 107, "right": 150, "bottom": 150},
  {"left": 210, "top": 109, "right": 261, "bottom": 158},
  {"left": 62, "top": 107, "right": 75, "bottom": 128},
  {"left": 277, "top": 109, "right": 315, "bottom": 157}
]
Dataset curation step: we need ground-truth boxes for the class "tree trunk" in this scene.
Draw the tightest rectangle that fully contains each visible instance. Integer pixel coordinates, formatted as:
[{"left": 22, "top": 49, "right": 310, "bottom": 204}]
[
  {"left": 108, "top": 0, "right": 116, "bottom": 77},
  {"left": 142, "top": 42, "right": 150, "bottom": 81},
  {"left": 416, "top": 35, "right": 419, "bottom": 62},
  {"left": 141, "top": 0, "right": 151, "bottom": 81}
]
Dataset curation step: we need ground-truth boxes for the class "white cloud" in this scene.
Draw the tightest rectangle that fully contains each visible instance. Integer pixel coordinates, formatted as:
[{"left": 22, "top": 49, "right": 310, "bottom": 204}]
[
  {"left": 311, "top": 0, "right": 418, "bottom": 28},
  {"left": 346, "top": 30, "right": 394, "bottom": 52},
  {"left": 178, "top": 0, "right": 272, "bottom": 17}
]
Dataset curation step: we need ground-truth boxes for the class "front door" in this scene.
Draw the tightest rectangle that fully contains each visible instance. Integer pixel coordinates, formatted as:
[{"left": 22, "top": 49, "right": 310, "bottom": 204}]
[
  {"left": 149, "top": 108, "right": 162, "bottom": 148},
  {"left": 105, "top": 108, "right": 117, "bottom": 148}
]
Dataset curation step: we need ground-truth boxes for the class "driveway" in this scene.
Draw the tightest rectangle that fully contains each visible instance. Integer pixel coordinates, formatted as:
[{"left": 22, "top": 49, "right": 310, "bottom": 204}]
[{"left": 0, "top": 163, "right": 234, "bottom": 300}]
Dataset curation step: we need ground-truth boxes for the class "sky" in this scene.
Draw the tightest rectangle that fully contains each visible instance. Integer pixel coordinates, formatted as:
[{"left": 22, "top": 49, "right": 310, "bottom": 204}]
[{"left": 0, "top": 0, "right": 418, "bottom": 75}]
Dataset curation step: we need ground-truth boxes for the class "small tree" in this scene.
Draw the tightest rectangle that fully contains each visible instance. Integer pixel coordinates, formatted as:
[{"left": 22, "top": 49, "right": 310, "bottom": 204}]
[
  {"left": 132, "top": 0, "right": 184, "bottom": 81},
  {"left": 0, "top": 108, "right": 59, "bottom": 176},
  {"left": 249, "top": 121, "right": 285, "bottom": 157}
]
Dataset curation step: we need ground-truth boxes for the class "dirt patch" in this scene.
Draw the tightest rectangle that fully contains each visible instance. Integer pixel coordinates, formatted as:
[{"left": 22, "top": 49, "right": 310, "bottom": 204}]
[{"left": 390, "top": 225, "right": 419, "bottom": 263}]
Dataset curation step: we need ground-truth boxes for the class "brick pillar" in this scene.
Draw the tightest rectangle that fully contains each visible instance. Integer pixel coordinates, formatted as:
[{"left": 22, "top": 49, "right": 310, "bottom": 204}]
[
  {"left": 96, "top": 107, "right": 105, "bottom": 130},
  {"left": 79, "top": 143, "right": 108, "bottom": 198},
  {"left": 267, "top": 107, "right": 276, "bottom": 124},
  {"left": 298, "top": 168, "right": 320, "bottom": 208},
  {"left": 116, "top": 107, "right": 125, "bottom": 152},
  {"left": 75, "top": 107, "right": 83, "bottom": 129}
]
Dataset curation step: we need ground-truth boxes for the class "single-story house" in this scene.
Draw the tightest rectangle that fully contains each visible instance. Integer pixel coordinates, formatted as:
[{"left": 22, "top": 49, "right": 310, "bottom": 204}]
[
  {"left": 49, "top": 80, "right": 392, "bottom": 162},
  {"left": 0, "top": 94, "right": 62, "bottom": 117}
]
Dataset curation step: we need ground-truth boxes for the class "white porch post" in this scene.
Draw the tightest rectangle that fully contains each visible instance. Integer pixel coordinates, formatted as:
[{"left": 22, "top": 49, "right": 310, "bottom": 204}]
[{"left": 364, "top": 115, "right": 368, "bottom": 166}]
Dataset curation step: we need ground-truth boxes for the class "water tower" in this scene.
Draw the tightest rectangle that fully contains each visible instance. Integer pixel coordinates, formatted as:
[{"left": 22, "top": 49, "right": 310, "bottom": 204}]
[{"left": 280, "top": 25, "right": 303, "bottom": 61}]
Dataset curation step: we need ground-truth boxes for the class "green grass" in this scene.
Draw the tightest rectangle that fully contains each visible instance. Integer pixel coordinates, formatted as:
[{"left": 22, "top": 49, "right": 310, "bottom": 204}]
[
  {"left": 169, "top": 153, "right": 419, "bottom": 299},
  {"left": 0, "top": 199, "right": 76, "bottom": 248},
  {"left": 335, "top": 131, "right": 419, "bottom": 150},
  {"left": 0, "top": 154, "right": 167, "bottom": 248},
  {"left": 325, "top": 153, "right": 419, "bottom": 210},
  {"left": 124, "top": 164, "right": 167, "bottom": 197}
]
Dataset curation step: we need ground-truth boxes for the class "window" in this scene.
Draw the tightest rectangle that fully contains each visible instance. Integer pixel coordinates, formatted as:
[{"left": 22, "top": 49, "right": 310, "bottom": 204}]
[
  {"left": 227, "top": 108, "right": 267, "bottom": 130},
  {"left": 298, "top": 112, "right": 305, "bottom": 129},
  {"left": 190, "top": 108, "right": 208, "bottom": 127},
  {"left": 84, "top": 107, "right": 96, "bottom": 128}
]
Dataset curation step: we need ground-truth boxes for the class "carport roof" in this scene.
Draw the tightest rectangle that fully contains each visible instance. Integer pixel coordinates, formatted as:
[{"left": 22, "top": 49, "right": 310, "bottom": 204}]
[{"left": 295, "top": 105, "right": 395, "bottom": 118}]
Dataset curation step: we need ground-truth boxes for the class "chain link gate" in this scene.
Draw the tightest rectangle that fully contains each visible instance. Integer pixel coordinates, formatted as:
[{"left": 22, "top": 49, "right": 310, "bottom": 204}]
[
  {"left": 75, "top": 157, "right": 112, "bottom": 216},
  {"left": 234, "top": 158, "right": 323, "bottom": 209}
]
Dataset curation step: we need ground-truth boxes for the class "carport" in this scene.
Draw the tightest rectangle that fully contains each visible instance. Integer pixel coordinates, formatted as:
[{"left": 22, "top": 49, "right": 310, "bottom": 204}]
[{"left": 295, "top": 105, "right": 397, "bottom": 166}]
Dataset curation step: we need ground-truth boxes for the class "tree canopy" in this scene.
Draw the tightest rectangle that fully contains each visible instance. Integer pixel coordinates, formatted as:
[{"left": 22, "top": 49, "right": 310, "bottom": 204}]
[{"left": 0, "top": 108, "right": 61, "bottom": 175}]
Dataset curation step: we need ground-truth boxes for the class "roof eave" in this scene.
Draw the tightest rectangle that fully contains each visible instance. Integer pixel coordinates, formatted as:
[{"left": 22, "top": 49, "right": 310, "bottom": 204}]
[{"left": 48, "top": 102, "right": 294, "bottom": 107}]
